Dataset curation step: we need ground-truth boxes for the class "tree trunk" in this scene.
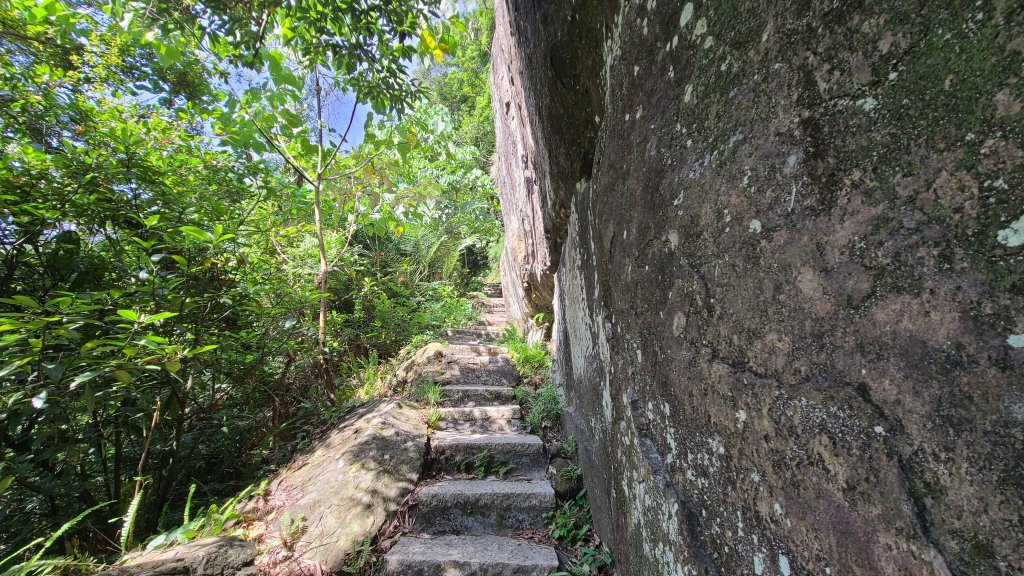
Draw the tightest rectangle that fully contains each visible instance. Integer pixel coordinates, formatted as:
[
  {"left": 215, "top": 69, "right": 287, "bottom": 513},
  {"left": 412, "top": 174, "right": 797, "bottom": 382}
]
[{"left": 312, "top": 71, "right": 335, "bottom": 400}]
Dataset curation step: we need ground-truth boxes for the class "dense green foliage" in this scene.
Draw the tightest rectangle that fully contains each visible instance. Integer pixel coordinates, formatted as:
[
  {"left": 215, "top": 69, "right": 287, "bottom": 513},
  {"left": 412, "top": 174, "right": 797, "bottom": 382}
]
[{"left": 0, "top": 0, "right": 499, "bottom": 569}]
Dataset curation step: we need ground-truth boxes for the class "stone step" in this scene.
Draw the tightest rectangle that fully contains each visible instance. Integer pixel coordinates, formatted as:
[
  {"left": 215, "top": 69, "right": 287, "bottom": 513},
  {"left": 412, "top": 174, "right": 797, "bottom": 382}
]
[
  {"left": 383, "top": 534, "right": 558, "bottom": 576},
  {"left": 414, "top": 479, "right": 555, "bottom": 535},
  {"left": 439, "top": 385, "right": 517, "bottom": 407},
  {"left": 421, "top": 361, "right": 518, "bottom": 387},
  {"left": 438, "top": 405, "right": 521, "bottom": 424},
  {"left": 445, "top": 343, "right": 508, "bottom": 357},
  {"left": 432, "top": 431, "right": 546, "bottom": 478},
  {"left": 447, "top": 327, "right": 505, "bottom": 344}
]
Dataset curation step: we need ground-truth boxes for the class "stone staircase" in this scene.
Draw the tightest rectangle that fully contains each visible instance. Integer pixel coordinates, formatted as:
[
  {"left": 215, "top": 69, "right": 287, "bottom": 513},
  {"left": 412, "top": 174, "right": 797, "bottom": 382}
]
[{"left": 383, "top": 294, "right": 559, "bottom": 575}]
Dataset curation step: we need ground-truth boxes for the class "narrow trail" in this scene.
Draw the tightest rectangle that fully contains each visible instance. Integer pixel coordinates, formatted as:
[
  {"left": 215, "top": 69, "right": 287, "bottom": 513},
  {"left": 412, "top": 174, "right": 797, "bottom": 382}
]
[{"left": 383, "top": 288, "right": 559, "bottom": 575}]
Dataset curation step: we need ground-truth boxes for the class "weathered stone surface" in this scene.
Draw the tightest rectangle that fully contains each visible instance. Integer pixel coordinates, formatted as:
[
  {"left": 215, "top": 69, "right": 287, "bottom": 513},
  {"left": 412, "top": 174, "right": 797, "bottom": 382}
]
[
  {"left": 415, "top": 479, "right": 555, "bottom": 535},
  {"left": 383, "top": 535, "right": 558, "bottom": 576},
  {"left": 490, "top": 0, "right": 606, "bottom": 335},
  {"left": 248, "top": 399, "right": 425, "bottom": 574},
  {"left": 494, "top": 0, "right": 1024, "bottom": 575},
  {"left": 100, "top": 537, "right": 256, "bottom": 576},
  {"left": 433, "top": 431, "right": 547, "bottom": 478}
]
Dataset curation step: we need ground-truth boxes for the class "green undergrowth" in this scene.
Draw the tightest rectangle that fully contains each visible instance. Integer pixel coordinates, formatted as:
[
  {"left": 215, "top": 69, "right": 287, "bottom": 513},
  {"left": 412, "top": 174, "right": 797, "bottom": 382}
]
[
  {"left": 548, "top": 491, "right": 613, "bottom": 576},
  {"left": 499, "top": 326, "right": 561, "bottom": 434},
  {"left": 498, "top": 328, "right": 613, "bottom": 573}
]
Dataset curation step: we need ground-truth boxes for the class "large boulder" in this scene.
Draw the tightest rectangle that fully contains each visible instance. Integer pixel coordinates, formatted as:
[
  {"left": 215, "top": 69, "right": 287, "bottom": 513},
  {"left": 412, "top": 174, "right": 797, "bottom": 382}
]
[
  {"left": 490, "top": 0, "right": 607, "bottom": 335},
  {"left": 249, "top": 399, "right": 426, "bottom": 574},
  {"left": 493, "top": 1, "right": 1024, "bottom": 575},
  {"left": 100, "top": 537, "right": 256, "bottom": 576}
]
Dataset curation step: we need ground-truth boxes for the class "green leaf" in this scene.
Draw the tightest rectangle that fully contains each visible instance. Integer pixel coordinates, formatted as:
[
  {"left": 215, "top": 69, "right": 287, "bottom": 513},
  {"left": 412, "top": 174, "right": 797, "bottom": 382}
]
[
  {"left": 0, "top": 295, "right": 41, "bottom": 310},
  {"left": 165, "top": 359, "right": 181, "bottom": 374},
  {"left": 179, "top": 226, "right": 213, "bottom": 242},
  {"left": 189, "top": 345, "right": 219, "bottom": 355},
  {"left": 0, "top": 358, "right": 29, "bottom": 378},
  {"left": 113, "top": 370, "right": 132, "bottom": 384},
  {"left": 143, "top": 312, "right": 179, "bottom": 324},
  {"left": 0, "top": 476, "right": 13, "bottom": 499},
  {"left": 70, "top": 369, "right": 103, "bottom": 389},
  {"left": 117, "top": 310, "right": 139, "bottom": 322}
]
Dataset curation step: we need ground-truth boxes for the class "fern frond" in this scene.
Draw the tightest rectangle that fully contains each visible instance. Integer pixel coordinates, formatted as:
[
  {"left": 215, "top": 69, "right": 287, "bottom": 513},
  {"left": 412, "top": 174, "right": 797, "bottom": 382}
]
[{"left": 121, "top": 489, "right": 144, "bottom": 552}]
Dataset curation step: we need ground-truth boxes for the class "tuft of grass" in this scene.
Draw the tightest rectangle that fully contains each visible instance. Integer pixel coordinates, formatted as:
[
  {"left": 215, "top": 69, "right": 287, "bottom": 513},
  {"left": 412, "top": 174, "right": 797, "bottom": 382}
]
[
  {"left": 426, "top": 410, "right": 443, "bottom": 431},
  {"left": 556, "top": 463, "right": 582, "bottom": 485},
  {"left": 565, "top": 435, "right": 578, "bottom": 458},
  {"left": 521, "top": 383, "right": 563, "bottom": 434},
  {"left": 497, "top": 326, "right": 551, "bottom": 384},
  {"left": 415, "top": 381, "right": 443, "bottom": 407}
]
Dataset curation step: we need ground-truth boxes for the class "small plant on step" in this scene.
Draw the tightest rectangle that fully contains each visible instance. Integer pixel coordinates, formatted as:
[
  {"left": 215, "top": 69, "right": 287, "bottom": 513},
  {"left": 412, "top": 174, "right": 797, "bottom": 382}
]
[
  {"left": 426, "top": 410, "right": 444, "bottom": 431},
  {"left": 415, "top": 381, "right": 442, "bottom": 407},
  {"left": 446, "top": 449, "right": 514, "bottom": 479}
]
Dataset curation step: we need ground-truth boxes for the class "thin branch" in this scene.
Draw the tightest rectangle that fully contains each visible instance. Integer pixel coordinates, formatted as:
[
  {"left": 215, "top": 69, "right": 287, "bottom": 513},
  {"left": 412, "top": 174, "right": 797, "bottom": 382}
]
[
  {"left": 323, "top": 148, "right": 386, "bottom": 181},
  {"left": 250, "top": 119, "right": 316, "bottom": 187},
  {"left": 318, "top": 97, "right": 359, "bottom": 178}
]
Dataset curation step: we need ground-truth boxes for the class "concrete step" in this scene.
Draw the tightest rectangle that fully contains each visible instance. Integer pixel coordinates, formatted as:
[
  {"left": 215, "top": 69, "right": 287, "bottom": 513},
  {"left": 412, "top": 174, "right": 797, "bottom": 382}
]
[
  {"left": 414, "top": 479, "right": 555, "bottom": 535},
  {"left": 383, "top": 534, "right": 557, "bottom": 576},
  {"left": 432, "top": 431, "right": 546, "bottom": 478},
  {"left": 439, "top": 385, "right": 517, "bottom": 407}
]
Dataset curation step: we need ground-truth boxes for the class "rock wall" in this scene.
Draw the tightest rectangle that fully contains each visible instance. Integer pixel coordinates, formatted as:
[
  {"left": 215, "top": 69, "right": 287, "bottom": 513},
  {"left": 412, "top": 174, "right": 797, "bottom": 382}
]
[
  {"left": 490, "top": 0, "right": 606, "bottom": 334},
  {"left": 493, "top": 1, "right": 1024, "bottom": 575}
]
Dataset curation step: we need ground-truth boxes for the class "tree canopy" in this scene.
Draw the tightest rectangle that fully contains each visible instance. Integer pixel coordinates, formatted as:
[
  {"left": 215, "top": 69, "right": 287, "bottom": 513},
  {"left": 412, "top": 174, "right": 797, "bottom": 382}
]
[{"left": 0, "top": 0, "right": 500, "bottom": 568}]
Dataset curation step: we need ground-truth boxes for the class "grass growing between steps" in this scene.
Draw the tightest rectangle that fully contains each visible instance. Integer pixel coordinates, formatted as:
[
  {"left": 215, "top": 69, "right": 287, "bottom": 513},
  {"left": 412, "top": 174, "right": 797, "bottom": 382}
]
[
  {"left": 499, "top": 327, "right": 562, "bottom": 434},
  {"left": 499, "top": 327, "right": 614, "bottom": 574},
  {"left": 441, "top": 449, "right": 514, "bottom": 479}
]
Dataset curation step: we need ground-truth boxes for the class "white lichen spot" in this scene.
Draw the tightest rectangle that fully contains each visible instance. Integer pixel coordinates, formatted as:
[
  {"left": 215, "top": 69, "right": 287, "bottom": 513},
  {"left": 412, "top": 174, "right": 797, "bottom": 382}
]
[
  {"left": 692, "top": 17, "right": 707, "bottom": 39},
  {"left": 779, "top": 554, "right": 792, "bottom": 576},
  {"left": 748, "top": 219, "right": 762, "bottom": 233},
  {"left": 703, "top": 36, "right": 713, "bottom": 49},
  {"left": 684, "top": 84, "right": 693, "bottom": 103},
  {"left": 634, "top": 65, "right": 640, "bottom": 76},
  {"left": 874, "top": 425, "right": 885, "bottom": 434},
  {"left": 672, "top": 34, "right": 679, "bottom": 49},
  {"left": 1008, "top": 334, "right": 1024, "bottom": 348},
  {"left": 753, "top": 553, "right": 766, "bottom": 575},
  {"left": 773, "top": 502, "right": 783, "bottom": 515},
  {"left": 736, "top": 409, "right": 747, "bottom": 424},
  {"left": 858, "top": 96, "right": 879, "bottom": 111},
  {"left": 751, "top": 470, "right": 761, "bottom": 483},
  {"left": 666, "top": 230, "right": 679, "bottom": 248},
  {"left": 679, "top": 2, "right": 694, "bottom": 28},
  {"left": 997, "top": 214, "right": 1024, "bottom": 247},
  {"left": 889, "top": 71, "right": 899, "bottom": 81}
]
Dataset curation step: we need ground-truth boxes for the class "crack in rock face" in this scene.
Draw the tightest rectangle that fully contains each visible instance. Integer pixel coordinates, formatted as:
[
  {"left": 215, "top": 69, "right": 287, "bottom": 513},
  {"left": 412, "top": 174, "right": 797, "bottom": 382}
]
[{"left": 493, "top": 0, "right": 1024, "bottom": 574}]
